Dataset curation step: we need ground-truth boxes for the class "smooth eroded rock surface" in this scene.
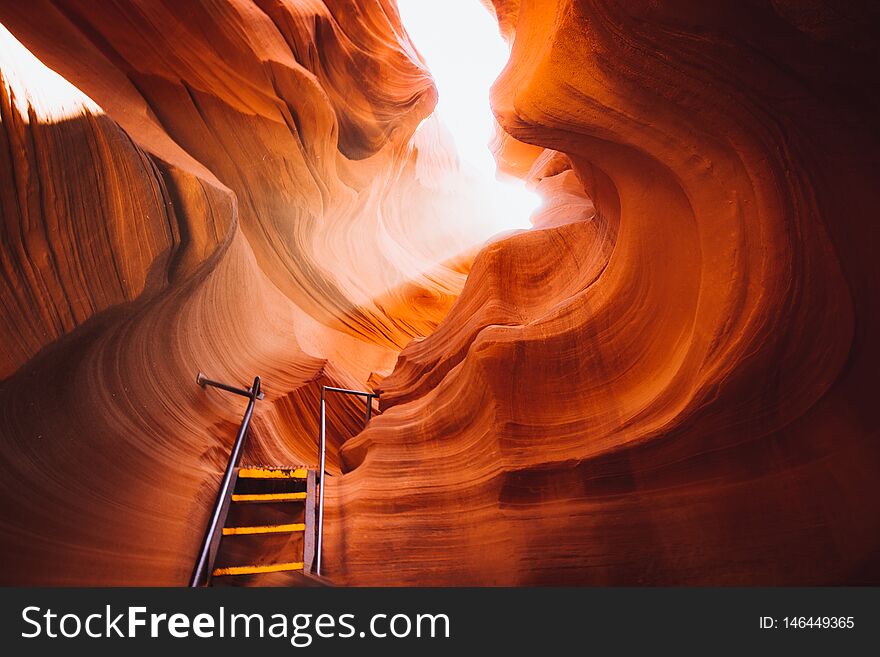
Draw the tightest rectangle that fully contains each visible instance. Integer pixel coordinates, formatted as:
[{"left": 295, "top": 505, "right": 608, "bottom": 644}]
[{"left": 1, "top": 0, "right": 878, "bottom": 584}]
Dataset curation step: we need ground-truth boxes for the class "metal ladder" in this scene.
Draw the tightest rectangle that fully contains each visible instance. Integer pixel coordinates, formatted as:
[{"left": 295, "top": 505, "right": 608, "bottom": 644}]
[{"left": 189, "top": 373, "right": 377, "bottom": 586}]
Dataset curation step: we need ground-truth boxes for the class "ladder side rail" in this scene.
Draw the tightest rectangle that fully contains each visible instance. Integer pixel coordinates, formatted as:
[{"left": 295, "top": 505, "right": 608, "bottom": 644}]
[{"left": 303, "top": 469, "right": 317, "bottom": 573}]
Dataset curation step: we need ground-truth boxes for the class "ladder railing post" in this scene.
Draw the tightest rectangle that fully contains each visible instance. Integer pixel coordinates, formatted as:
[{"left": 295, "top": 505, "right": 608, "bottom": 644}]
[
  {"left": 314, "top": 385, "right": 378, "bottom": 578},
  {"left": 190, "top": 375, "right": 261, "bottom": 587},
  {"left": 316, "top": 387, "right": 327, "bottom": 576},
  {"left": 315, "top": 386, "right": 379, "bottom": 575}
]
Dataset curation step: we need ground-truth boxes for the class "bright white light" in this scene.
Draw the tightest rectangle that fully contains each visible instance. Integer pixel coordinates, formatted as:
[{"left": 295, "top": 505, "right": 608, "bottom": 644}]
[
  {"left": 0, "top": 23, "right": 102, "bottom": 123},
  {"left": 397, "top": 0, "right": 540, "bottom": 232}
]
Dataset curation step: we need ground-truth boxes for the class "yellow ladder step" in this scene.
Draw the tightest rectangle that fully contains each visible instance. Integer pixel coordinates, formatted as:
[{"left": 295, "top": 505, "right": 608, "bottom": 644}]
[
  {"left": 231, "top": 492, "right": 307, "bottom": 503},
  {"left": 213, "top": 562, "right": 304, "bottom": 577},
  {"left": 238, "top": 467, "right": 308, "bottom": 479},
  {"left": 222, "top": 523, "right": 305, "bottom": 536}
]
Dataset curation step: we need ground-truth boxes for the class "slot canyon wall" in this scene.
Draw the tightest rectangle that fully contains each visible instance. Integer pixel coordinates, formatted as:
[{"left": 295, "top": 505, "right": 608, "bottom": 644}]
[{"left": 0, "top": 0, "right": 878, "bottom": 585}]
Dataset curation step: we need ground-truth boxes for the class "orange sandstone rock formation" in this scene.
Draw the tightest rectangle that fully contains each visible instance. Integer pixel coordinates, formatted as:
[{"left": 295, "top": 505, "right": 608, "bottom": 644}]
[
  {"left": 0, "top": 0, "right": 463, "bottom": 584},
  {"left": 339, "top": 0, "right": 880, "bottom": 584},
  {"left": 1, "top": 0, "right": 878, "bottom": 585}
]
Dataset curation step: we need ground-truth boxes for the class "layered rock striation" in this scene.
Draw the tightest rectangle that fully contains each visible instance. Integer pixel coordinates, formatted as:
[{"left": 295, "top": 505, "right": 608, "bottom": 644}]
[{"left": 0, "top": 0, "right": 878, "bottom": 584}]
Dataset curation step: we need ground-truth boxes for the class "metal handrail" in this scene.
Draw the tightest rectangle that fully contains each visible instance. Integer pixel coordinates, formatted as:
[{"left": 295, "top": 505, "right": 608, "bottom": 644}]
[
  {"left": 189, "top": 373, "right": 262, "bottom": 587},
  {"left": 316, "top": 385, "right": 378, "bottom": 576}
]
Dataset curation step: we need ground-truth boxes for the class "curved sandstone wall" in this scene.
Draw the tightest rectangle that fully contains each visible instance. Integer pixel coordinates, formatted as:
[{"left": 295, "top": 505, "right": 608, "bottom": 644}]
[{"left": 0, "top": 0, "right": 877, "bottom": 584}]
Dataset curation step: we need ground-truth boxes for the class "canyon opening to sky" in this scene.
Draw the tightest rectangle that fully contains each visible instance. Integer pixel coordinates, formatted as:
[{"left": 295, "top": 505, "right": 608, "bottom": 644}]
[
  {"left": 397, "top": 0, "right": 541, "bottom": 234},
  {"left": 0, "top": 1, "right": 878, "bottom": 588}
]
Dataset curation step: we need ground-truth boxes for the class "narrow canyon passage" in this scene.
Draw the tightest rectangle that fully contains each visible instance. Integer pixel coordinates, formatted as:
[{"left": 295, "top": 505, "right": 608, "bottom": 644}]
[
  {"left": 0, "top": 0, "right": 552, "bottom": 585},
  {"left": 0, "top": 1, "right": 878, "bottom": 586}
]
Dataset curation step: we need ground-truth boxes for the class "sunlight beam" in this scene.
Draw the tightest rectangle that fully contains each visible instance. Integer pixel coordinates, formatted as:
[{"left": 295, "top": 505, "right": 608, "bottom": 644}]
[
  {"left": 0, "top": 23, "right": 102, "bottom": 123},
  {"left": 397, "top": 0, "right": 541, "bottom": 232}
]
